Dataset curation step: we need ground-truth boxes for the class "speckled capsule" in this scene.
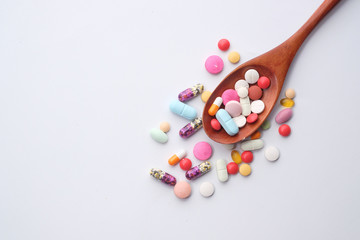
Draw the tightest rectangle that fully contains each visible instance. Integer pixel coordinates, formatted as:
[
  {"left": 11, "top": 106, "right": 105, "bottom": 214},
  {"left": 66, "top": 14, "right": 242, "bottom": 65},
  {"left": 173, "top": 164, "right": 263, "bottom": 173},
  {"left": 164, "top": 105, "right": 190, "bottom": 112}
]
[
  {"left": 178, "top": 84, "right": 204, "bottom": 102},
  {"left": 150, "top": 168, "right": 177, "bottom": 186},
  {"left": 179, "top": 117, "right": 203, "bottom": 138},
  {"left": 185, "top": 161, "right": 211, "bottom": 180}
]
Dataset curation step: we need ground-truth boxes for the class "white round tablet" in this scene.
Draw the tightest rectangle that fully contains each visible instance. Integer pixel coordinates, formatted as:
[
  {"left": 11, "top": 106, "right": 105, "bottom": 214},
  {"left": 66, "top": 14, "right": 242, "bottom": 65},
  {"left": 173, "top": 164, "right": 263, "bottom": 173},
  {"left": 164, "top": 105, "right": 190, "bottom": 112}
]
[
  {"left": 251, "top": 100, "right": 265, "bottom": 114},
  {"left": 199, "top": 182, "right": 215, "bottom": 197},
  {"left": 236, "top": 87, "right": 248, "bottom": 98},
  {"left": 234, "top": 80, "right": 249, "bottom": 90},
  {"left": 233, "top": 115, "right": 246, "bottom": 128},
  {"left": 245, "top": 69, "right": 259, "bottom": 84},
  {"left": 265, "top": 146, "right": 280, "bottom": 161}
]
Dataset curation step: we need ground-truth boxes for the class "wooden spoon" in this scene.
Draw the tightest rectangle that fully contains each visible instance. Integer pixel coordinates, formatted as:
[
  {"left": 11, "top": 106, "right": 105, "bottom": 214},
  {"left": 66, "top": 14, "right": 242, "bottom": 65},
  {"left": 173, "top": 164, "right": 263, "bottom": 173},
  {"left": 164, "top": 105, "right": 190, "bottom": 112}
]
[{"left": 203, "top": 0, "right": 341, "bottom": 144}]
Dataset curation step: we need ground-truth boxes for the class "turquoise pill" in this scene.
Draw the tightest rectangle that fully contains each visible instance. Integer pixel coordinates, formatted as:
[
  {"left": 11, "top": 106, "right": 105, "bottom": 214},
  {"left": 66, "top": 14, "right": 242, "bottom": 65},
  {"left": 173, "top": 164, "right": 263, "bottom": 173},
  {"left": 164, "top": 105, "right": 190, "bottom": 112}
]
[
  {"left": 169, "top": 100, "right": 197, "bottom": 120},
  {"left": 215, "top": 109, "right": 239, "bottom": 136}
]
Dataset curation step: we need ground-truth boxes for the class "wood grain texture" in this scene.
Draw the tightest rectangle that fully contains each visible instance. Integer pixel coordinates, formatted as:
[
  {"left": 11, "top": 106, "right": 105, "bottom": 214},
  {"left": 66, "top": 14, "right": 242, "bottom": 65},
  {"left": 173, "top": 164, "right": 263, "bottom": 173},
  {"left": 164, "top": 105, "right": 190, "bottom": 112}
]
[{"left": 203, "top": 0, "right": 341, "bottom": 144}]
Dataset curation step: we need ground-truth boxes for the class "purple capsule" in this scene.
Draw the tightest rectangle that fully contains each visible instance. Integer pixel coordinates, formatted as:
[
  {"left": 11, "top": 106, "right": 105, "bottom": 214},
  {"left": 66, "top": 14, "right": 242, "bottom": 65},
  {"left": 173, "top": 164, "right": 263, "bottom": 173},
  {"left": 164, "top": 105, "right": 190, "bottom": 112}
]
[
  {"left": 178, "top": 84, "right": 204, "bottom": 102},
  {"left": 179, "top": 117, "right": 202, "bottom": 138},
  {"left": 185, "top": 161, "right": 211, "bottom": 180},
  {"left": 150, "top": 168, "right": 177, "bottom": 186}
]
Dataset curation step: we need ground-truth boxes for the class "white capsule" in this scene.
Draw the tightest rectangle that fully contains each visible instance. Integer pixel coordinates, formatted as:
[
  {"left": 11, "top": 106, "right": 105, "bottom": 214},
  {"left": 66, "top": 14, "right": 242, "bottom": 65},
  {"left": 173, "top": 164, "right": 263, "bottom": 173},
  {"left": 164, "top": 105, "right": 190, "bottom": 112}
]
[
  {"left": 245, "top": 69, "right": 259, "bottom": 84},
  {"left": 232, "top": 115, "right": 246, "bottom": 128},
  {"left": 216, "top": 159, "right": 228, "bottom": 182},
  {"left": 265, "top": 146, "right": 280, "bottom": 161},
  {"left": 251, "top": 100, "right": 265, "bottom": 114},
  {"left": 240, "top": 139, "right": 264, "bottom": 151},
  {"left": 240, "top": 97, "right": 251, "bottom": 116},
  {"left": 234, "top": 79, "right": 249, "bottom": 90},
  {"left": 236, "top": 87, "right": 248, "bottom": 98}
]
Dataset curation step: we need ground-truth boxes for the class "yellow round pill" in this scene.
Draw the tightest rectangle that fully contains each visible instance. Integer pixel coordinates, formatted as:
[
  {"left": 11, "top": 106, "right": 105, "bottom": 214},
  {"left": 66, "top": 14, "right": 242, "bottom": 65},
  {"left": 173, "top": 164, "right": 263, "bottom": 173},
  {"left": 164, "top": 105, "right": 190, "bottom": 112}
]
[
  {"left": 239, "top": 163, "right": 251, "bottom": 176},
  {"left": 159, "top": 121, "right": 170, "bottom": 133},
  {"left": 201, "top": 91, "right": 212, "bottom": 103},
  {"left": 228, "top": 51, "right": 240, "bottom": 64},
  {"left": 285, "top": 88, "right": 296, "bottom": 99},
  {"left": 280, "top": 98, "right": 295, "bottom": 108},
  {"left": 231, "top": 150, "right": 242, "bottom": 164}
]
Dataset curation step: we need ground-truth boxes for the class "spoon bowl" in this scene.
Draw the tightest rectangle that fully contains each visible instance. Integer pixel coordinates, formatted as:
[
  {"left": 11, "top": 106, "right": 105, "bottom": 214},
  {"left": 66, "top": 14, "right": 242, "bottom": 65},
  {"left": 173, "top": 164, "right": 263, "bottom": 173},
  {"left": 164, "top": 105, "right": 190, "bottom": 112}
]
[{"left": 203, "top": 0, "right": 341, "bottom": 144}]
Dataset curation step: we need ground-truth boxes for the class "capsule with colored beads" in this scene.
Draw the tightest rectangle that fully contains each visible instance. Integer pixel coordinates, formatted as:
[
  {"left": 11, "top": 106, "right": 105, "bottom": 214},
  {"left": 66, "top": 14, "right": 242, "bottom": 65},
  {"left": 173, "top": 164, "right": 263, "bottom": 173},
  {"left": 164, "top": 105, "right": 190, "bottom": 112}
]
[
  {"left": 185, "top": 161, "right": 211, "bottom": 180},
  {"left": 179, "top": 117, "right": 203, "bottom": 138},
  {"left": 150, "top": 168, "right": 177, "bottom": 186},
  {"left": 168, "top": 149, "right": 186, "bottom": 165},
  {"left": 208, "top": 97, "right": 223, "bottom": 116},
  {"left": 178, "top": 84, "right": 204, "bottom": 102}
]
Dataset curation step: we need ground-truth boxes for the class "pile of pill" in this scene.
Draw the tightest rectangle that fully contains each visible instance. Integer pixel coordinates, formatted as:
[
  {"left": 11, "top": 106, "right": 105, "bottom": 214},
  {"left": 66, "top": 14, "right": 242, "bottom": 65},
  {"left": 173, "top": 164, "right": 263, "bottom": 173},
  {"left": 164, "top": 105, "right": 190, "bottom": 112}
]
[{"left": 275, "top": 88, "right": 296, "bottom": 136}]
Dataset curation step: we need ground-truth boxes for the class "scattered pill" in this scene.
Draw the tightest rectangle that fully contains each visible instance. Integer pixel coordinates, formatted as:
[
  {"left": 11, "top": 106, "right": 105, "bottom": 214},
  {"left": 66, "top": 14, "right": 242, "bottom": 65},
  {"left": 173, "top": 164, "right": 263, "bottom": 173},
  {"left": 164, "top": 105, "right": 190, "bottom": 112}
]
[
  {"left": 223, "top": 143, "right": 236, "bottom": 150},
  {"left": 285, "top": 88, "right": 296, "bottom": 99},
  {"left": 178, "top": 84, "right": 204, "bottom": 102},
  {"left": 250, "top": 100, "right": 265, "bottom": 114},
  {"left": 248, "top": 85, "right": 263, "bottom": 100},
  {"left": 179, "top": 117, "right": 203, "bottom": 138},
  {"left": 231, "top": 150, "right": 242, "bottom": 164},
  {"left": 205, "top": 55, "right": 224, "bottom": 74},
  {"left": 216, "top": 159, "right": 229, "bottom": 182},
  {"left": 240, "top": 139, "right": 264, "bottom": 151},
  {"left": 201, "top": 91, "right": 212, "bottom": 103},
  {"left": 228, "top": 51, "right": 240, "bottom": 63},
  {"left": 150, "top": 168, "right": 177, "bottom": 186},
  {"left": 216, "top": 109, "right": 239, "bottom": 136},
  {"left": 218, "top": 39, "right": 230, "bottom": 51},
  {"left": 221, "top": 89, "right": 240, "bottom": 105},
  {"left": 185, "top": 161, "right": 211, "bottom": 180},
  {"left": 261, "top": 119, "right": 271, "bottom": 130},
  {"left": 210, "top": 118, "right": 221, "bottom": 131},
  {"left": 241, "top": 151, "right": 253, "bottom": 163},
  {"left": 227, "top": 162, "right": 239, "bottom": 175},
  {"left": 168, "top": 149, "right": 187, "bottom": 166},
  {"left": 236, "top": 87, "right": 248, "bottom": 98},
  {"left": 170, "top": 100, "right": 197, "bottom": 120},
  {"left": 199, "top": 182, "right": 215, "bottom": 197},
  {"left": 246, "top": 113, "right": 258, "bottom": 123},
  {"left": 240, "top": 96, "right": 251, "bottom": 116},
  {"left": 239, "top": 163, "right": 251, "bottom": 176},
  {"left": 245, "top": 69, "right": 259, "bottom": 84},
  {"left": 250, "top": 131, "right": 261, "bottom": 140},
  {"left": 257, "top": 76, "right": 271, "bottom": 89},
  {"left": 193, "top": 141, "right": 213, "bottom": 160},
  {"left": 280, "top": 98, "right": 295, "bottom": 108},
  {"left": 174, "top": 181, "right": 192, "bottom": 199},
  {"left": 225, "top": 100, "right": 242, "bottom": 117},
  {"left": 275, "top": 108, "right": 293, "bottom": 124},
  {"left": 159, "top": 121, "right": 170, "bottom": 133},
  {"left": 279, "top": 124, "right": 291, "bottom": 136},
  {"left": 150, "top": 128, "right": 168, "bottom": 143},
  {"left": 264, "top": 146, "right": 280, "bottom": 161},
  {"left": 208, "top": 97, "right": 223, "bottom": 116},
  {"left": 234, "top": 79, "right": 249, "bottom": 89},
  {"left": 179, "top": 158, "right": 193, "bottom": 170},
  {"left": 232, "top": 115, "right": 247, "bottom": 128}
]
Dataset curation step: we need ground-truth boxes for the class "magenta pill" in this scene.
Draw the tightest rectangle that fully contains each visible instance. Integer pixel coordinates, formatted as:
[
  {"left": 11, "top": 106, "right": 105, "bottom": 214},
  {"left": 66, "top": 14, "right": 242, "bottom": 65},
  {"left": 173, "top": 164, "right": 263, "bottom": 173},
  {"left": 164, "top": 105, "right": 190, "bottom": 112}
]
[
  {"left": 275, "top": 108, "right": 293, "bottom": 124},
  {"left": 193, "top": 141, "right": 213, "bottom": 160},
  {"left": 205, "top": 55, "right": 224, "bottom": 74},
  {"left": 221, "top": 89, "right": 240, "bottom": 105}
]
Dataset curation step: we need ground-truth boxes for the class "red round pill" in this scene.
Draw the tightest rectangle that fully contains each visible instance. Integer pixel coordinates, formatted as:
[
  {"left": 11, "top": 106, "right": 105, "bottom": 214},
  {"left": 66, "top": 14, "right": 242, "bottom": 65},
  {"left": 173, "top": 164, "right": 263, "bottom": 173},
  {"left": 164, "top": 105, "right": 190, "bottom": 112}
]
[
  {"left": 247, "top": 113, "right": 258, "bottom": 123},
  {"left": 241, "top": 151, "right": 253, "bottom": 163},
  {"left": 179, "top": 158, "right": 192, "bottom": 171},
  {"left": 279, "top": 124, "right": 291, "bottom": 136},
  {"left": 257, "top": 76, "right": 270, "bottom": 89},
  {"left": 227, "top": 162, "right": 239, "bottom": 175},
  {"left": 210, "top": 118, "right": 221, "bottom": 131},
  {"left": 218, "top": 39, "right": 230, "bottom": 51},
  {"left": 248, "top": 85, "right": 263, "bottom": 100}
]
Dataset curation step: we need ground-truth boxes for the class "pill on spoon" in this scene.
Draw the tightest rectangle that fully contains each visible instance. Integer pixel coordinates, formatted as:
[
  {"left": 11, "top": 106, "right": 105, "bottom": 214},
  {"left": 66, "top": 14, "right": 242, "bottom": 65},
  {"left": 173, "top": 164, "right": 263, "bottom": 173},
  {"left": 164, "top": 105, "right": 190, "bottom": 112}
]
[
  {"left": 234, "top": 80, "right": 249, "bottom": 90},
  {"left": 245, "top": 69, "right": 259, "bottom": 84}
]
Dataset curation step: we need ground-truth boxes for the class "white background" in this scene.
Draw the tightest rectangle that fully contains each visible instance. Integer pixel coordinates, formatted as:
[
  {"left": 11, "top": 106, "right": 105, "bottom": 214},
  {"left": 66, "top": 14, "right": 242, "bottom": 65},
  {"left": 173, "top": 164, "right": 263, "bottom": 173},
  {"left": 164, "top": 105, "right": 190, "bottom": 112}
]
[{"left": 1, "top": 0, "right": 359, "bottom": 239}]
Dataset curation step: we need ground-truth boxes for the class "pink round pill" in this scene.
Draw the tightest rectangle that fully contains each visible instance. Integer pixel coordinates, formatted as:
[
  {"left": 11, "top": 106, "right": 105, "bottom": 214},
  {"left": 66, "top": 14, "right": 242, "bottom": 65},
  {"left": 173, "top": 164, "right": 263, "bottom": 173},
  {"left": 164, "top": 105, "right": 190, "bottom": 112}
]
[
  {"left": 225, "top": 100, "right": 242, "bottom": 117},
  {"left": 193, "top": 141, "right": 213, "bottom": 160},
  {"left": 174, "top": 181, "right": 192, "bottom": 199},
  {"left": 205, "top": 55, "right": 224, "bottom": 74},
  {"left": 221, "top": 89, "right": 240, "bottom": 105}
]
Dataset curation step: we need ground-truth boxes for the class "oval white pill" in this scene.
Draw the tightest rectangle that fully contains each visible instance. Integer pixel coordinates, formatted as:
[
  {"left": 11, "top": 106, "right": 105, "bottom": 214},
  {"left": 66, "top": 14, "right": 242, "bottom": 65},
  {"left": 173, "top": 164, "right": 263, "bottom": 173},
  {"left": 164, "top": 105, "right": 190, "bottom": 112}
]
[
  {"left": 240, "top": 139, "right": 264, "bottom": 151},
  {"left": 216, "top": 159, "right": 229, "bottom": 182},
  {"left": 234, "top": 79, "right": 249, "bottom": 89},
  {"left": 223, "top": 143, "right": 236, "bottom": 150},
  {"left": 251, "top": 100, "right": 265, "bottom": 114},
  {"left": 199, "top": 182, "right": 215, "bottom": 197},
  {"left": 233, "top": 115, "right": 246, "bottom": 128},
  {"left": 245, "top": 69, "right": 259, "bottom": 84},
  {"left": 236, "top": 87, "right": 248, "bottom": 98},
  {"left": 240, "top": 96, "right": 251, "bottom": 116},
  {"left": 265, "top": 146, "right": 280, "bottom": 161}
]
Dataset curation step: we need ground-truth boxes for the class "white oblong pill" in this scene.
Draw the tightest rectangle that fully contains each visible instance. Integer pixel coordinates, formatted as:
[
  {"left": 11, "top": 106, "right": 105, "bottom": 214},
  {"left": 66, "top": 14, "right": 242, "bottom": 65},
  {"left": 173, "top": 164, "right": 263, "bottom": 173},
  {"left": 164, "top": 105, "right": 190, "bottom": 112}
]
[
  {"left": 251, "top": 100, "right": 265, "bottom": 114},
  {"left": 199, "top": 182, "right": 215, "bottom": 197},
  {"left": 240, "top": 97, "right": 251, "bottom": 116},
  {"left": 216, "top": 159, "right": 228, "bottom": 182},
  {"left": 240, "top": 139, "right": 264, "bottom": 151},
  {"left": 265, "top": 146, "right": 280, "bottom": 161},
  {"left": 236, "top": 87, "right": 248, "bottom": 98},
  {"left": 245, "top": 69, "right": 260, "bottom": 84},
  {"left": 233, "top": 115, "right": 246, "bottom": 128},
  {"left": 234, "top": 79, "right": 249, "bottom": 90}
]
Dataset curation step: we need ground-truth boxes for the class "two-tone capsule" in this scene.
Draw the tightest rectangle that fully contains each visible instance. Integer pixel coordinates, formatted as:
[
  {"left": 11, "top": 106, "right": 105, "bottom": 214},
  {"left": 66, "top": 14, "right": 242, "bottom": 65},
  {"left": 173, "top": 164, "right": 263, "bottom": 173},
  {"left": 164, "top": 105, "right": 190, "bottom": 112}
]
[
  {"left": 208, "top": 97, "right": 223, "bottom": 116},
  {"left": 178, "top": 84, "right": 204, "bottom": 102},
  {"left": 150, "top": 168, "right": 177, "bottom": 186},
  {"left": 179, "top": 117, "right": 203, "bottom": 138},
  {"left": 185, "top": 161, "right": 211, "bottom": 180},
  {"left": 168, "top": 149, "right": 186, "bottom": 165}
]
